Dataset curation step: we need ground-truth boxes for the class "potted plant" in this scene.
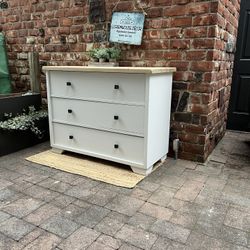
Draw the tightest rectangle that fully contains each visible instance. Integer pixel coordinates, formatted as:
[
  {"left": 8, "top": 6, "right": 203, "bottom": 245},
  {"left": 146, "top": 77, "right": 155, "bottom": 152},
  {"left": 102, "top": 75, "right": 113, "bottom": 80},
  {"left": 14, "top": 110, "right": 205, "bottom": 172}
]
[
  {"left": 108, "top": 47, "right": 121, "bottom": 62},
  {"left": 95, "top": 48, "right": 109, "bottom": 63},
  {"left": 89, "top": 48, "right": 98, "bottom": 62}
]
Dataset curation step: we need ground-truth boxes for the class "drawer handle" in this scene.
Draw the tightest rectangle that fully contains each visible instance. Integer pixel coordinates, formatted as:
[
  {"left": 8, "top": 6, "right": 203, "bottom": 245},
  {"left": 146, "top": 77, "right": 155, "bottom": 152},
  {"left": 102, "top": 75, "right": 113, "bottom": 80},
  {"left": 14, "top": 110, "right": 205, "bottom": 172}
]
[
  {"left": 114, "top": 144, "right": 119, "bottom": 149},
  {"left": 114, "top": 84, "right": 119, "bottom": 90},
  {"left": 69, "top": 135, "right": 74, "bottom": 140},
  {"left": 66, "top": 82, "right": 72, "bottom": 86},
  {"left": 114, "top": 115, "right": 119, "bottom": 120},
  {"left": 68, "top": 109, "right": 73, "bottom": 114}
]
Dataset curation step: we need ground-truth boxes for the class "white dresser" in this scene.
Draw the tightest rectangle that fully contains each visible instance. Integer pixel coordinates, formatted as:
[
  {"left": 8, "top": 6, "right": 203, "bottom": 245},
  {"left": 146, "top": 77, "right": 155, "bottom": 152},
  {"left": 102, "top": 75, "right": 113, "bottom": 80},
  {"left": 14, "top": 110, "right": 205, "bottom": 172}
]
[{"left": 43, "top": 66, "right": 176, "bottom": 175}]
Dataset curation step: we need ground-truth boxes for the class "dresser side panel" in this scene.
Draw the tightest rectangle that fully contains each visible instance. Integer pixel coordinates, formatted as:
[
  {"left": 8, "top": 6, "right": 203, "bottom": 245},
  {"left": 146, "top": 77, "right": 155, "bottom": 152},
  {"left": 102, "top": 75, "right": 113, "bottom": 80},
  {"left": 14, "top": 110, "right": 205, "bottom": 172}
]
[{"left": 146, "top": 74, "right": 173, "bottom": 167}]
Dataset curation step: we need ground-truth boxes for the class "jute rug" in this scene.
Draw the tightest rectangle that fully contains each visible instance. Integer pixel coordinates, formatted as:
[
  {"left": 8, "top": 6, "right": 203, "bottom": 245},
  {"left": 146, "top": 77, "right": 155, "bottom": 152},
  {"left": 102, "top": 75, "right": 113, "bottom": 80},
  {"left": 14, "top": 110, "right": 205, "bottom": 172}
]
[{"left": 26, "top": 150, "right": 159, "bottom": 188}]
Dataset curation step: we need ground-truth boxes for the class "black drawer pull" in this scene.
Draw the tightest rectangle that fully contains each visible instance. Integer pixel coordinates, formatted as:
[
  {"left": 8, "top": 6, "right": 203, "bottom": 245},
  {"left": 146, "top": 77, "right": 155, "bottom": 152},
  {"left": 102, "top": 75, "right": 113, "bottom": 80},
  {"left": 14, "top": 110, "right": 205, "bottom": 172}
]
[
  {"left": 66, "top": 82, "right": 72, "bottom": 86},
  {"left": 114, "top": 144, "right": 119, "bottom": 149},
  {"left": 68, "top": 109, "right": 72, "bottom": 113},
  {"left": 69, "top": 135, "right": 74, "bottom": 139},
  {"left": 114, "top": 115, "right": 119, "bottom": 120},
  {"left": 114, "top": 84, "right": 119, "bottom": 89}
]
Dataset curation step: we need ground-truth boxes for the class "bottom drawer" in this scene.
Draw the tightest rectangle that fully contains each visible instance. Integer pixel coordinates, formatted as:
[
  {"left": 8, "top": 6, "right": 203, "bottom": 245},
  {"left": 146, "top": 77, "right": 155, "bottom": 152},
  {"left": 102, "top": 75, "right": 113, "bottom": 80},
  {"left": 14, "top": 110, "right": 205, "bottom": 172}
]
[{"left": 52, "top": 123, "right": 144, "bottom": 165}]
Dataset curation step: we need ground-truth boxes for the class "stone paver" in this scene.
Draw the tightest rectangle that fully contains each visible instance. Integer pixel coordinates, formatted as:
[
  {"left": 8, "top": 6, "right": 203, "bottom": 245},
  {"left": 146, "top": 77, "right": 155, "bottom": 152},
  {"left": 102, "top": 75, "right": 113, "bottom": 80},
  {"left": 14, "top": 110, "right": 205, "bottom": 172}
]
[
  {"left": 23, "top": 185, "right": 60, "bottom": 202},
  {"left": 40, "top": 214, "right": 80, "bottom": 238},
  {"left": 116, "top": 224, "right": 158, "bottom": 250},
  {"left": 0, "top": 178, "right": 13, "bottom": 190},
  {"left": 88, "top": 188, "right": 117, "bottom": 206},
  {"left": 76, "top": 204, "right": 110, "bottom": 228},
  {"left": 0, "top": 233, "right": 23, "bottom": 250},
  {"left": 224, "top": 207, "right": 250, "bottom": 232},
  {"left": 94, "top": 216, "right": 124, "bottom": 236},
  {"left": 150, "top": 219, "right": 191, "bottom": 244},
  {"left": 105, "top": 195, "right": 144, "bottom": 216},
  {"left": 58, "top": 226, "right": 100, "bottom": 250},
  {"left": 2, "top": 197, "right": 44, "bottom": 218},
  {"left": 128, "top": 212, "right": 156, "bottom": 231},
  {"left": 37, "top": 177, "right": 72, "bottom": 193},
  {"left": 87, "top": 242, "right": 114, "bottom": 250},
  {"left": 96, "top": 234, "right": 122, "bottom": 249},
  {"left": 24, "top": 203, "right": 60, "bottom": 226},
  {"left": 175, "top": 179, "right": 204, "bottom": 202},
  {"left": 148, "top": 186, "right": 176, "bottom": 207},
  {"left": 0, "top": 131, "right": 249, "bottom": 249},
  {"left": 139, "top": 202, "right": 173, "bottom": 220},
  {"left": 22, "top": 231, "right": 62, "bottom": 250},
  {"left": 0, "top": 211, "right": 11, "bottom": 223},
  {"left": 0, "top": 217, "right": 35, "bottom": 241}
]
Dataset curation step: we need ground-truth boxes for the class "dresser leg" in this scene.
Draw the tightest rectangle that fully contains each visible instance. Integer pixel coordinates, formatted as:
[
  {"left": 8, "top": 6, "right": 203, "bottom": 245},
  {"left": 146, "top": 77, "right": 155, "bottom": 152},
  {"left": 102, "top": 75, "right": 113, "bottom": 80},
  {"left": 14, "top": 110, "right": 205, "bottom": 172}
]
[
  {"left": 51, "top": 148, "right": 64, "bottom": 154},
  {"left": 130, "top": 166, "right": 153, "bottom": 176},
  {"left": 160, "top": 155, "right": 167, "bottom": 163}
]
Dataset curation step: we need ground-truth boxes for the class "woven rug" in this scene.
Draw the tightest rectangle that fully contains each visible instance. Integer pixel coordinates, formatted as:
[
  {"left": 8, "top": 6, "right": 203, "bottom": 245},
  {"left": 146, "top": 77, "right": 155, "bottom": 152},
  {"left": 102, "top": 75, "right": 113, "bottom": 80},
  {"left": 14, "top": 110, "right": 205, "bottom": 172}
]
[{"left": 26, "top": 150, "right": 155, "bottom": 188}]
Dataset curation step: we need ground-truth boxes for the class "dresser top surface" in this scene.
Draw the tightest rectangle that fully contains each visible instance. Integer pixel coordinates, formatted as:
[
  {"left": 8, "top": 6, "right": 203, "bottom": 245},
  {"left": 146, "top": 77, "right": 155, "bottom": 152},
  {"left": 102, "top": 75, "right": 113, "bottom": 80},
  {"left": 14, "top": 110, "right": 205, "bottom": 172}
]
[{"left": 42, "top": 66, "right": 176, "bottom": 74}]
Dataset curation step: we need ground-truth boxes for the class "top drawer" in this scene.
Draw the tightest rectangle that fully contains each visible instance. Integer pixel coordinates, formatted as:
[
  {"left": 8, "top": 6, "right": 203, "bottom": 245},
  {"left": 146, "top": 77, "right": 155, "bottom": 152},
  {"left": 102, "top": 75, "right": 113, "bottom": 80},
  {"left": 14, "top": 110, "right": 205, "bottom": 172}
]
[{"left": 49, "top": 72, "right": 146, "bottom": 105}]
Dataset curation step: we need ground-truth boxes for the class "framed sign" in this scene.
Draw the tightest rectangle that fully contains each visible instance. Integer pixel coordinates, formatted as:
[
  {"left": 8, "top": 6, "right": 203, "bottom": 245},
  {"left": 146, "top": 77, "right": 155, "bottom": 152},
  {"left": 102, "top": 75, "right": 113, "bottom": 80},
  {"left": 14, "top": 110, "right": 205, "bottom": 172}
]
[{"left": 109, "top": 12, "right": 145, "bottom": 45}]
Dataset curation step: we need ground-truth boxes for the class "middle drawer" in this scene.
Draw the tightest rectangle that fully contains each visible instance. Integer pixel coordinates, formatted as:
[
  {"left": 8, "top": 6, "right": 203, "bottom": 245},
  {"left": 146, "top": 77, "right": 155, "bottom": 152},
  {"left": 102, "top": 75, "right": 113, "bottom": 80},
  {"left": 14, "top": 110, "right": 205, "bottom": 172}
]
[{"left": 51, "top": 98, "right": 145, "bottom": 136}]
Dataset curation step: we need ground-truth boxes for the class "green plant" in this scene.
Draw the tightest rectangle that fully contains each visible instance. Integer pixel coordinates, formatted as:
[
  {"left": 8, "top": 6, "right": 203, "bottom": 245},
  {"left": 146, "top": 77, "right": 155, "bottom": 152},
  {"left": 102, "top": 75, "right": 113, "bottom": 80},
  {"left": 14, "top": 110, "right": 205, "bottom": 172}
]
[
  {"left": 108, "top": 47, "right": 121, "bottom": 60},
  {"left": 95, "top": 48, "right": 109, "bottom": 61},
  {"left": 89, "top": 48, "right": 98, "bottom": 61},
  {"left": 0, "top": 106, "right": 48, "bottom": 138}
]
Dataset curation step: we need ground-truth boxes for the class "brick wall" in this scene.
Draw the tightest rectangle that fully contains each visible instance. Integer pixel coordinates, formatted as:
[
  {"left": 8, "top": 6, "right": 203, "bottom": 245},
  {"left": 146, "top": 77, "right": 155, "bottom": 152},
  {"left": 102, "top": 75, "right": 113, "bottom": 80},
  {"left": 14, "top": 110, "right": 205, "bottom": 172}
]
[{"left": 0, "top": 0, "right": 241, "bottom": 162}]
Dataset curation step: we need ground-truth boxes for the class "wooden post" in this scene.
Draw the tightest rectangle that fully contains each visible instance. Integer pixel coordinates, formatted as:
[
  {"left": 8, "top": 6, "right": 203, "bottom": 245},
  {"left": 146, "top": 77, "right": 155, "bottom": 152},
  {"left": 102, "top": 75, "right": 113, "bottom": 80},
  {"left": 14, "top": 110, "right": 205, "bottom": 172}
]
[{"left": 28, "top": 52, "right": 41, "bottom": 93}]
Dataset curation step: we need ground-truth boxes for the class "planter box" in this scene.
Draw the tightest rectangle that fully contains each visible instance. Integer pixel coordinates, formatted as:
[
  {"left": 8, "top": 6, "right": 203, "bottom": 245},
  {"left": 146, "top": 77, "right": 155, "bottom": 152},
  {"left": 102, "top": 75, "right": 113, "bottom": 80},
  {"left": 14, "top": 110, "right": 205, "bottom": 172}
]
[
  {"left": 0, "top": 93, "right": 42, "bottom": 120},
  {"left": 0, "top": 118, "right": 49, "bottom": 157},
  {"left": 0, "top": 93, "right": 49, "bottom": 156}
]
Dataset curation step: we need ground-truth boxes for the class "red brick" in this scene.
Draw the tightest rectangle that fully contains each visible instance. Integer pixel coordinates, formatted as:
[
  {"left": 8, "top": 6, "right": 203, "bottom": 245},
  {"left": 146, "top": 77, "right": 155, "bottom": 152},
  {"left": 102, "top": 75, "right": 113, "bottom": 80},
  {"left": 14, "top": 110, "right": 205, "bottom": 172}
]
[
  {"left": 154, "top": 0, "right": 172, "bottom": 6},
  {"left": 172, "top": 0, "right": 191, "bottom": 5},
  {"left": 190, "top": 95, "right": 201, "bottom": 104},
  {"left": 185, "top": 27, "right": 208, "bottom": 38},
  {"left": 59, "top": 18, "right": 73, "bottom": 27},
  {"left": 193, "top": 14, "right": 218, "bottom": 26},
  {"left": 164, "top": 51, "right": 182, "bottom": 60},
  {"left": 144, "top": 30, "right": 161, "bottom": 40},
  {"left": 191, "top": 61, "right": 214, "bottom": 72},
  {"left": 58, "top": 27, "right": 70, "bottom": 35},
  {"left": 169, "top": 61, "right": 189, "bottom": 71},
  {"left": 186, "top": 2, "right": 210, "bottom": 15},
  {"left": 147, "top": 8, "right": 163, "bottom": 18},
  {"left": 179, "top": 133, "right": 200, "bottom": 143},
  {"left": 192, "top": 39, "right": 215, "bottom": 49},
  {"left": 162, "top": 28, "right": 184, "bottom": 39},
  {"left": 170, "top": 40, "right": 190, "bottom": 49},
  {"left": 190, "top": 104, "right": 208, "bottom": 114},
  {"left": 183, "top": 142, "right": 205, "bottom": 155},
  {"left": 173, "top": 71, "right": 193, "bottom": 81},
  {"left": 65, "top": 8, "right": 83, "bottom": 17},
  {"left": 164, "top": 6, "right": 186, "bottom": 17},
  {"left": 170, "top": 17, "right": 192, "bottom": 27},
  {"left": 186, "top": 51, "right": 206, "bottom": 60},
  {"left": 145, "top": 51, "right": 164, "bottom": 59},
  {"left": 46, "top": 19, "right": 59, "bottom": 27},
  {"left": 70, "top": 25, "right": 83, "bottom": 34}
]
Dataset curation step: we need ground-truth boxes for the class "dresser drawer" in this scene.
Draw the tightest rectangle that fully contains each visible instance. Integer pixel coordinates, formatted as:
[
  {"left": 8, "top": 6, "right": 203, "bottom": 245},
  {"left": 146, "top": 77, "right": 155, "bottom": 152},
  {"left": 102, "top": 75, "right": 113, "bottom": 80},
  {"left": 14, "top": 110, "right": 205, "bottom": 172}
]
[
  {"left": 52, "top": 123, "right": 144, "bottom": 165},
  {"left": 49, "top": 72, "right": 145, "bottom": 105},
  {"left": 51, "top": 98, "right": 145, "bottom": 136}
]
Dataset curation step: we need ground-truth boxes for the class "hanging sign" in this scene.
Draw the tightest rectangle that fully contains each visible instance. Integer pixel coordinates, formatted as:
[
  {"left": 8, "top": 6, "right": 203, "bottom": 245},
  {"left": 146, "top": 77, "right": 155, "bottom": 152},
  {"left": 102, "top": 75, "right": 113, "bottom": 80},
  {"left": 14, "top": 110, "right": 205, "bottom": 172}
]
[{"left": 109, "top": 12, "right": 145, "bottom": 45}]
